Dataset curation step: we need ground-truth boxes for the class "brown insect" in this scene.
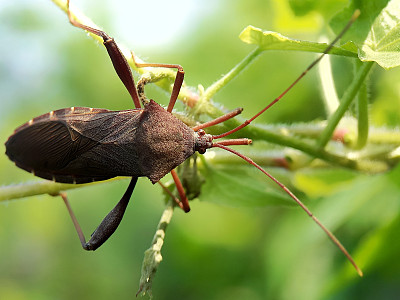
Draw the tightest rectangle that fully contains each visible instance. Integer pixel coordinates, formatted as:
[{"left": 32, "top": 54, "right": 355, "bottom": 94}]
[{"left": 5, "top": 0, "right": 362, "bottom": 275}]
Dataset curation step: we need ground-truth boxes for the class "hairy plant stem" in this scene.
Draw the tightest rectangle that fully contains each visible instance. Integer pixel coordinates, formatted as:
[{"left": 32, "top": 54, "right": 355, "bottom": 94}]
[
  {"left": 0, "top": 178, "right": 122, "bottom": 202},
  {"left": 137, "top": 200, "right": 174, "bottom": 297},
  {"left": 201, "top": 47, "right": 263, "bottom": 102},
  {"left": 198, "top": 105, "right": 389, "bottom": 172}
]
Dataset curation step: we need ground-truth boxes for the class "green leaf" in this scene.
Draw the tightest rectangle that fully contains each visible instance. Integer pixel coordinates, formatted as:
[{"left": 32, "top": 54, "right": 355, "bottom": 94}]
[
  {"left": 199, "top": 165, "right": 297, "bottom": 207},
  {"left": 263, "top": 164, "right": 400, "bottom": 299},
  {"left": 239, "top": 25, "right": 358, "bottom": 57},
  {"left": 330, "top": 0, "right": 400, "bottom": 69},
  {"left": 288, "top": 0, "right": 318, "bottom": 16},
  {"left": 287, "top": 0, "right": 348, "bottom": 18},
  {"left": 294, "top": 168, "right": 358, "bottom": 198}
]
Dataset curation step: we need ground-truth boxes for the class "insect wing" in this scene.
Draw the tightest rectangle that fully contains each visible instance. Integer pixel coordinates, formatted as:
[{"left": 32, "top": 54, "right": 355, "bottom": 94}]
[{"left": 6, "top": 108, "right": 143, "bottom": 183}]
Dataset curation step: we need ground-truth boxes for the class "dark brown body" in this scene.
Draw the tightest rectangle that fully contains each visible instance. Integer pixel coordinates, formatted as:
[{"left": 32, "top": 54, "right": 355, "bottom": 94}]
[
  {"left": 5, "top": 100, "right": 196, "bottom": 184},
  {"left": 3, "top": 1, "right": 363, "bottom": 272}
]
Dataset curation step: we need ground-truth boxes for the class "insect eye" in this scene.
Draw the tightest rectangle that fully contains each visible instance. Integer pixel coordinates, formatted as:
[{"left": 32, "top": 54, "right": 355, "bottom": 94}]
[{"left": 198, "top": 148, "right": 206, "bottom": 154}]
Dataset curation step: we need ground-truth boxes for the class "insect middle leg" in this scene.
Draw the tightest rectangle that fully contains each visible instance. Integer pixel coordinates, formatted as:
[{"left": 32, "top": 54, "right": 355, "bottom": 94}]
[{"left": 158, "top": 176, "right": 190, "bottom": 213}]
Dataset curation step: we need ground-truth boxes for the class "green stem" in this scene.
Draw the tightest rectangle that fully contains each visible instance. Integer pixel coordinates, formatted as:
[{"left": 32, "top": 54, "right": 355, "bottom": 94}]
[
  {"left": 202, "top": 105, "right": 388, "bottom": 172},
  {"left": 0, "top": 178, "right": 123, "bottom": 202},
  {"left": 356, "top": 79, "right": 369, "bottom": 149},
  {"left": 318, "top": 52, "right": 339, "bottom": 116},
  {"left": 137, "top": 200, "right": 174, "bottom": 297},
  {"left": 201, "top": 47, "right": 263, "bottom": 102},
  {"left": 316, "top": 61, "right": 374, "bottom": 149},
  {"left": 369, "top": 129, "right": 400, "bottom": 144}
]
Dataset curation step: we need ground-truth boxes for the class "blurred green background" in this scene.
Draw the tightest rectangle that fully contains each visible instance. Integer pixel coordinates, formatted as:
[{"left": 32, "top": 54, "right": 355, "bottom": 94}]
[{"left": 1, "top": 0, "right": 399, "bottom": 299}]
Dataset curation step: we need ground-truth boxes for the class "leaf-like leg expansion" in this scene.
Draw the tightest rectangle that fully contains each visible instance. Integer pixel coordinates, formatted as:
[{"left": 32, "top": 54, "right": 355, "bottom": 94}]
[
  {"left": 85, "top": 177, "right": 138, "bottom": 250},
  {"left": 61, "top": 177, "right": 138, "bottom": 251}
]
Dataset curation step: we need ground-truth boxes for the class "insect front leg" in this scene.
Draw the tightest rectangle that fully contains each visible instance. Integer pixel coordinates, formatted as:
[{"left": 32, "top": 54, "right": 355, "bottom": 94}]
[
  {"left": 67, "top": 0, "right": 141, "bottom": 108},
  {"left": 131, "top": 51, "right": 184, "bottom": 112},
  {"left": 61, "top": 177, "right": 138, "bottom": 251}
]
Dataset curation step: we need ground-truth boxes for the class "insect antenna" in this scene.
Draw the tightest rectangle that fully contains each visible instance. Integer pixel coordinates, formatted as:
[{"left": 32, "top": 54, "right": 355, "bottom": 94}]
[
  {"left": 212, "top": 143, "right": 363, "bottom": 276},
  {"left": 214, "top": 9, "right": 361, "bottom": 140},
  {"left": 206, "top": 10, "right": 362, "bottom": 275}
]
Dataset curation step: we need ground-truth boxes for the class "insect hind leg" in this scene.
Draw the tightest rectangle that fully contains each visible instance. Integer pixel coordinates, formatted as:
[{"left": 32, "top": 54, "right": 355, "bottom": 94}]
[{"left": 60, "top": 177, "right": 138, "bottom": 251}]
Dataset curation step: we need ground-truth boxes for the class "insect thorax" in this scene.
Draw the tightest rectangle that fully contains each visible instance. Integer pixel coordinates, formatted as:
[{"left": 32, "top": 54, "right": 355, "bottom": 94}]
[{"left": 138, "top": 100, "right": 197, "bottom": 183}]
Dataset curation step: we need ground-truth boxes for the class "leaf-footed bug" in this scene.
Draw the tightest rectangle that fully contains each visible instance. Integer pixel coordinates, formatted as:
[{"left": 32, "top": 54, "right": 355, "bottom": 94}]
[{"left": 5, "top": 0, "right": 362, "bottom": 276}]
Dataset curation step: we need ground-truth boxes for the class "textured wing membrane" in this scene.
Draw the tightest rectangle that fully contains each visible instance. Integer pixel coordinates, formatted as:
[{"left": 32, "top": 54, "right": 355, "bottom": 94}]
[
  {"left": 6, "top": 107, "right": 143, "bottom": 183},
  {"left": 7, "top": 121, "right": 98, "bottom": 170}
]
